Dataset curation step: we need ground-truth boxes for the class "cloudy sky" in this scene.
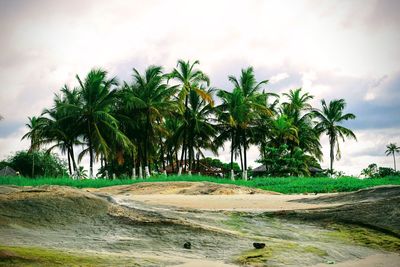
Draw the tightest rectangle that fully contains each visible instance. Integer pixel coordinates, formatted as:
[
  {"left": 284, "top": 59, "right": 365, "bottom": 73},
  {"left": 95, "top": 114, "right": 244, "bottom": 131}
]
[{"left": 0, "top": 0, "right": 399, "bottom": 175}]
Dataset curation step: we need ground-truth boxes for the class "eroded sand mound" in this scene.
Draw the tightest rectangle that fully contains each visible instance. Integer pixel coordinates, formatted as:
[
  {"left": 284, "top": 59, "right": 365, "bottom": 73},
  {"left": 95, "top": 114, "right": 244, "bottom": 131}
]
[
  {"left": 0, "top": 185, "right": 219, "bottom": 227},
  {"left": 281, "top": 185, "right": 400, "bottom": 236},
  {"left": 91, "top": 181, "right": 279, "bottom": 195}
]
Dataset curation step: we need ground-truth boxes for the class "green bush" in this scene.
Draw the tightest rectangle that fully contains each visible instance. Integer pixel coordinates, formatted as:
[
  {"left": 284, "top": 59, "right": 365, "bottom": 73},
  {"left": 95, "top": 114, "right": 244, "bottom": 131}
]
[{"left": 7, "top": 150, "right": 68, "bottom": 177}]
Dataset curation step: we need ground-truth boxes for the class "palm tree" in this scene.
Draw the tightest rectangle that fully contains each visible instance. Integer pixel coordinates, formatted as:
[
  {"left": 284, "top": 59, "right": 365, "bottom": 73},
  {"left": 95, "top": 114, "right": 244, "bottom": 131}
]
[
  {"left": 121, "top": 65, "right": 177, "bottom": 174},
  {"left": 281, "top": 88, "right": 322, "bottom": 160},
  {"left": 37, "top": 85, "right": 82, "bottom": 175},
  {"left": 22, "top": 116, "right": 43, "bottom": 177},
  {"left": 22, "top": 116, "right": 44, "bottom": 151},
  {"left": 268, "top": 115, "right": 299, "bottom": 147},
  {"left": 65, "top": 68, "right": 131, "bottom": 178},
  {"left": 313, "top": 99, "right": 357, "bottom": 174},
  {"left": 184, "top": 86, "right": 217, "bottom": 170},
  {"left": 385, "top": 143, "right": 399, "bottom": 171},
  {"left": 226, "top": 67, "right": 270, "bottom": 174},
  {"left": 168, "top": 60, "right": 211, "bottom": 171}
]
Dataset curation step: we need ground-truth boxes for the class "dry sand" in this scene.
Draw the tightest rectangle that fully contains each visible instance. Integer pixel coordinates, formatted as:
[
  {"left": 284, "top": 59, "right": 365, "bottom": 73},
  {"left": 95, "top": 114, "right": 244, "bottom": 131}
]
[
  {"left": 92, "top": 181, "right": 339, "bottom": 211},
  {"left": 122, "top": 193, "right": 340, "bottom": 211},
  {"left": 311, "top": 253, "right": 400, "bottom": 267}
]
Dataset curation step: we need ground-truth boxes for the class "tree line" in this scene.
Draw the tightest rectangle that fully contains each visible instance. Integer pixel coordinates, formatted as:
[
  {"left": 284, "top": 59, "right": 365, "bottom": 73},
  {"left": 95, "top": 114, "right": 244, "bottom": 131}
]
[{"left": 22, "top": 60, "right": 357, "bottom": 179}]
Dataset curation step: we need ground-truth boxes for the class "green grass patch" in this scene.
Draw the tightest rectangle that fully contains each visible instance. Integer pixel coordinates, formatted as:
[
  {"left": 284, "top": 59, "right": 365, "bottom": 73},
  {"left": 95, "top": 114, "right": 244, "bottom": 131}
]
[
  {"left": 234, "top": 241, "right": 328, "bottom": 265},
  {"left": 0, "top": 245, "right": 139, "bottom": 266},
  {"left": 0, "top": 175, "right": 399, "bottom": 194},
  {"left": 325, "top": 224, "right": 400, "bottom": 252}
]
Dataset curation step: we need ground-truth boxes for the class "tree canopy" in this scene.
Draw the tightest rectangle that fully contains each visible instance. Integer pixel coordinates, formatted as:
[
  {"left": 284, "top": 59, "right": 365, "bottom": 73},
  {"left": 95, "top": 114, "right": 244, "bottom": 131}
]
[{"left": 22, "top": 60, "right": 357, "bottom": 178}]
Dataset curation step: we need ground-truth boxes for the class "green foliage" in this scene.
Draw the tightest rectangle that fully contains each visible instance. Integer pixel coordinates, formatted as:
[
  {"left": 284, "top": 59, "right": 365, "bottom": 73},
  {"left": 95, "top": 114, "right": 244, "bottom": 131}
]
[
  {"left": 258, "top": 145, "right": 311, "bottom": 176},
  {"left": 6, "top": 151, "right": 68, "bottom": 177},
  {"left": 1, "top": 175, "right": 399, "bottom": 194},
  {"left": 378, "top": 167, "right": 400, "bottom": 177},
  {"left": 200, "top": 157, "right": 240, "bottom": 172},
  {"left": 313, "top": 99, "right": 357, "bottom": 173},
  {"left": 20, "top": 62, "right": 358, "bottom": 178},
  {"left": 361, "top": 163, "right": 400, "bottom": 178}
]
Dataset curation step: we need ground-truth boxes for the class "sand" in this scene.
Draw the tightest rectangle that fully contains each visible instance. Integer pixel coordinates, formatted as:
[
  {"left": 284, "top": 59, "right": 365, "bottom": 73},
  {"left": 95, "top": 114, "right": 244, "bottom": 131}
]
[
  {"left": 311, "top": 253, "right": 400, "bottom": 267},
  {"left": 122, "top": 193, "right": 339, "bottom": 211},
  {"left": 2, "top": 183, "right": 399, "bottom": 267},
  {"left": 92, "top": 181, "right": 339, "bottom": 211}
]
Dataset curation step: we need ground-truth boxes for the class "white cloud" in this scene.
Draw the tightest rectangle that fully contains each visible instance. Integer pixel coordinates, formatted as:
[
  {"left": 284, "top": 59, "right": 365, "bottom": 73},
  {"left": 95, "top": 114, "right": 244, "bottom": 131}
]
[{"left": 270, "top": 73, "right": 289, "bottom": 84}]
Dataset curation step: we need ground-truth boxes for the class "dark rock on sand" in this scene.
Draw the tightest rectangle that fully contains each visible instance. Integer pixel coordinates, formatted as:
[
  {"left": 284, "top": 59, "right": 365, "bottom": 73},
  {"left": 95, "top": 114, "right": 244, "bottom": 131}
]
[
  {"left": 253, "top": 242, "right": 265, "bottom": 249},
  {"left": 183, "top": 242, "right": 191, "bottom": 249}
]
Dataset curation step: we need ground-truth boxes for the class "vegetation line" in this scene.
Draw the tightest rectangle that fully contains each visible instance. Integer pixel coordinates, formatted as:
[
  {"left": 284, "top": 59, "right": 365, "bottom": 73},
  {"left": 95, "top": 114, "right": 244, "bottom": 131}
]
[{"left": 1, "top": 175, "right": 399, "bottom": 194}]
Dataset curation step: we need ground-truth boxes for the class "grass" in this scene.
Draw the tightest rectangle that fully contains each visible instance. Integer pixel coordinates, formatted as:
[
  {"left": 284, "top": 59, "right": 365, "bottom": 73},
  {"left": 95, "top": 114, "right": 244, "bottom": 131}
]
[
  {"left": 0, "top": 245, "right": 139, "bottom": 266},
  {"left": 0, "top": 175, "right": 399, "bottom": 194},
  {"left": 325, "top": 224, "right": 400, "bottom": 252}
]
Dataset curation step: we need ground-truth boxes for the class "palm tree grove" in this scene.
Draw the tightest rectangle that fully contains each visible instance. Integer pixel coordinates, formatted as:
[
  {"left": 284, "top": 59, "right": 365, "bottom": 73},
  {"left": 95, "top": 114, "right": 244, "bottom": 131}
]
[
  {"left": 19, "top": 61, "right": 360, "bottom": 179},
  {"left": 1, "top": 1, "right": 400, "bottom": 266}
]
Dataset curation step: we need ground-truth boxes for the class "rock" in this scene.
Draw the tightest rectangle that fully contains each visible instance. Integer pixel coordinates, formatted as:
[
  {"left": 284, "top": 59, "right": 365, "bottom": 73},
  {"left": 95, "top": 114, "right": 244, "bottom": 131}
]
[
  {"left": 183, "top": 242, "right": 191, "bottom": 249},
  {"left": 253, "top": 242, "right": 265, "bottom": 249}
]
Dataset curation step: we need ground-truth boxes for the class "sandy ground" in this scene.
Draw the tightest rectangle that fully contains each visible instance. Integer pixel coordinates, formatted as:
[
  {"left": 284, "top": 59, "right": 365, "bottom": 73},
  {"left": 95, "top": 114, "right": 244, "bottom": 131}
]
[
  {"left": 2, "top": 183, "right": 399, "bottom": 267},
  {"left": 122, "top": 193, "right": 340, "bottom": 211},
  {"left": 173, "top": 253, "right": 400, "bottom": 267},
  {"left": 92, "top": 182, "right": 339, "bottom": 211},
  {"left": 311, "top": 253, "right": 400, "bottom": 267}
]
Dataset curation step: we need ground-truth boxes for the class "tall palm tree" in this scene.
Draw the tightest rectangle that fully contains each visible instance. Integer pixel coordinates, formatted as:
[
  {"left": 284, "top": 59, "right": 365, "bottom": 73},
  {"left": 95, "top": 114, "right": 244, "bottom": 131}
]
[
  {"left": 281, "top": 88, "right": 322, "bottom": 160},
  {"left": 21, "top": 116, "right": 43, "bottom": 177},
  {"left": 22, "top": 116, "right": 43, "bottom": 151},
  {"left": 65, "top": 68, "right": 131, "bottom": 178},
  {"left": 168, "top": 60, "right": 211, "bottom": 171},
  {"left": 184, "top": 86, "right": 217, "bottom": 170},
  {"left": 121, "top": 65, "right": 177, "bottom": 173},
  {"left": 313, "top": 99, "right": 357, "bottom": 174},
  {"left": 37, "top": 85, "right": 82, "bottom": 175},
  {"left": 385, "top": 143, "right": 399, "bottom": 171},
  {"left": 226, "top": 67, "right": 270, "bottom": 173}
]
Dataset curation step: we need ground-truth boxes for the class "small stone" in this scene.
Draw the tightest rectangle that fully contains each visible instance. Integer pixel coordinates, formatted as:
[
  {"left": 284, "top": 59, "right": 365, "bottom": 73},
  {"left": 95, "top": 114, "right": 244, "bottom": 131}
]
[
  {"left": 253, "top": 242, "right": 265, "bottom": 249},
  {"left": 183, "top": 242, "right": 191, "bottom": 249}
]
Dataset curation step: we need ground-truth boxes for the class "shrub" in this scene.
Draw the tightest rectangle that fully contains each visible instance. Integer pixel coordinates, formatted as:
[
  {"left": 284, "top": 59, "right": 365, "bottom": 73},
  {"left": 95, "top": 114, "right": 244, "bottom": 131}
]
[{"left": 7, "top": 150, "right": 68, "bottom": 177}]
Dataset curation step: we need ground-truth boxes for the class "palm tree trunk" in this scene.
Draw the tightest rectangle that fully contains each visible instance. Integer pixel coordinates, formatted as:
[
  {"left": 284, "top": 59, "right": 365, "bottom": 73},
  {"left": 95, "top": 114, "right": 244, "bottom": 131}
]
[
  {"left": 184, "top": 146, "right": 187, "bottom": 172},
  {"left": 393, "top": 153, "right": 397, "bottom": 171},
  {"left": 67, "top": 148, "right": 72, "bottom": 175},
  {"left": 145, "top": 111, "right": 151, "bottom": 168},
  {"left": 330, "top": 137, "right": 334, "bottom": 174},
  {"left": 230, "top": 131, "right": 234, "bottom": 171},
  {"left": 243, "top": 129, "right": 247, "bottom": 171},
  {"left": 188, "top": 141, "right": 192, "bottom": 171},
  {"left": 88, "top": 121, "right": 94, "bottom": 178},
  {"left": 180, "top": 143, "right": 185, "bottom": 170},
  {"left": 175, "top": 148, "right": 179, "bottom": 173},
  {"left": 239, "top": 144, "right": 243, "bottom": 171},
  {"left": 197, "top": 151, "right": 200, "bottom": 170},
  {"left": 32, "top": 152, "right": 35, "bottom": 178},
  {"left": 89, "top": 145, "right": 94, "bottom": 178},
  {"left": 70, "top": 145, "right": 77, "bottom": 173}
]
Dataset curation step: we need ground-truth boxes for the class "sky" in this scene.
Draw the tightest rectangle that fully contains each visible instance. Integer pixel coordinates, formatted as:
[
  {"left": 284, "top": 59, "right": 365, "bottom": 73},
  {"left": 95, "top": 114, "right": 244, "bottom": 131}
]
[{"left": 0, "top": 0, "right": 399, "bottom": 175}]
